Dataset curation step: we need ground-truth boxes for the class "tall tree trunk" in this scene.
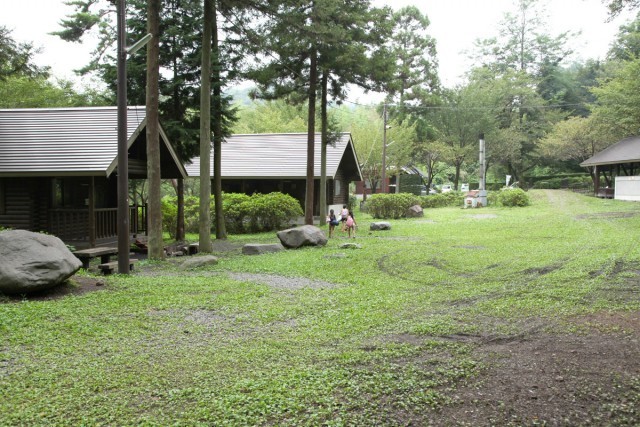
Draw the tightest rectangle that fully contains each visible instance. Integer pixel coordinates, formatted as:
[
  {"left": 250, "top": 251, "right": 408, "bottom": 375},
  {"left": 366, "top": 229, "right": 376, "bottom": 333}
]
[
  {"left": 212, "top": 0, "right": 226, "bottom": 239},
  {"left": 176, "top": 178, "right": 185, "bottom": 241},
  {"left": 172, "top": 25, "right": 186, "bottom": 243},
  {"left": 199, "top": 0, "right": 213, "bottom": 252},
  {"left": 146, "top": 0, "right": 164, "bottom": 259},
  {"left": 305, "top": 47, "right": 317, "bottom": 225},
  {"left": 319, "top": 69, "right": 328, "bottom": 223}
]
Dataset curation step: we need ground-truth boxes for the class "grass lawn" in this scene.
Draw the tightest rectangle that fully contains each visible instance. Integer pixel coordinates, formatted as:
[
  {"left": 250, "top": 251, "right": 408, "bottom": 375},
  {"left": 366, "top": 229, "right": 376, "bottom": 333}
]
[{"left": 1, "top": 190, "right": 639, "bottom": 426}]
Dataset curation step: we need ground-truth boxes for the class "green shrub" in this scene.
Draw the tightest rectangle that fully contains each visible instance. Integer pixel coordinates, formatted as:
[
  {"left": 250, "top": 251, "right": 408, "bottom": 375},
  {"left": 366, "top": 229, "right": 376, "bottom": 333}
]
[
  {"left": 348, "top": 195, "right": 358, "bottom": 211},
  {"left": 420, "top": 191, "right": 465, "bottom": 209},
  {"left": 161, "top": 195, "right": 215, "bottom": 238},
  {"left": 244, "top": 192, "right": 303, "bottom": 232},
  {"left": 183, "top": 196, "right": 203, "bottom": 234},
  {"left": 161, "top": 196, "right": 179, "bottom": 239},
  {"left": 496, "top": 188, "right": 530, "bottom": 207},
  {"left": 223, "top": 193, "right": 251, "bottom": 234},
  {"left": 163, "top": 192, "right": 302, "bottom": 236},
  {"left": 367, "top": 193, "right": 422, "bottom": 219}
]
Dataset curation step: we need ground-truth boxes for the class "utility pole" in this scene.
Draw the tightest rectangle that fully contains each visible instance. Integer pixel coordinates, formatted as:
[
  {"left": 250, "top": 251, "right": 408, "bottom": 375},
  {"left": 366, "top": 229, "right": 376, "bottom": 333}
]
[
  {"left": 382, "top": 104, "right": 388, "bottom": 194},
  {"left": 116, "top": 0, "right": 129, "bottom": 274},
  {"left": 116, "top": 0, "right": 151, "bottom": 274}
]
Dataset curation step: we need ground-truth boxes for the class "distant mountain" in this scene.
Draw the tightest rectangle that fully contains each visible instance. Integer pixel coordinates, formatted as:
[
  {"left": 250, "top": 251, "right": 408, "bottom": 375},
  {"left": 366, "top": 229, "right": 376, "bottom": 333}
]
[{"left": 225, "top": 85, "right": 255, "bottom": 106}]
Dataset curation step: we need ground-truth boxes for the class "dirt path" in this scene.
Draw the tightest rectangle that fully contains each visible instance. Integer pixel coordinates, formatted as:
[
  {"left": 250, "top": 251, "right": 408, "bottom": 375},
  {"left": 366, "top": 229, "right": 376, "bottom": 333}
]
[{"left": 431, "top": 312, "right": 640, "bottom": 426}]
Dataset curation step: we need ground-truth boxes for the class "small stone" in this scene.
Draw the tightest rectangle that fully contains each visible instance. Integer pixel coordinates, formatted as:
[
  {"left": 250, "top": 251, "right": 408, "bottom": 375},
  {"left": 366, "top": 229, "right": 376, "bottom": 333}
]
[
  {"left": 339, "top": 243, "right": 362, "bottom": 249},
  {"left": 242, "top": 243, "right": 285, "bottom": 255},
  {"left": 182, "top": 255, "right": 219, "bottom": 269},
  {"left": 370, "top": 222, "right": 392, "bottom": 231}
]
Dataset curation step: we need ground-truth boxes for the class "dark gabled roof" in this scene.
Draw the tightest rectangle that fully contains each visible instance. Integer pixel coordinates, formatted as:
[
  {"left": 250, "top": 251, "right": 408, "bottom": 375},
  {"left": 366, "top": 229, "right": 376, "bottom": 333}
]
[
  {"left": 580, "top": 136, "right": 640, "bottom": 167},
  {"left": 0, "top": 106, "right": 186, "bottom": 178},
  {"left": 186, "top": 132, "right": 362, "bottom": 180}
]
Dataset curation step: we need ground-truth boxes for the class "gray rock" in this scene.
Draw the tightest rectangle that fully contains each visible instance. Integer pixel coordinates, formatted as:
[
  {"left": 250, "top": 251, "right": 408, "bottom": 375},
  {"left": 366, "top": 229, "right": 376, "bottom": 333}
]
[
  {"left": 324, "top": 253, "right": 347, "bottom": 259},
  {"left": 242, "top": 243, "right": 285, "bottom": 255},
  {"left": 407, "top": 204, "right": 424, "bottom": 218},
  {"left": 182, "top": 255, "right": 219, "bottom": 269},
  {"left": 277, "top": 225, "right": 328, "bottom": 249},
  {"left": 370, "top": 222, "right": 392, "bottom": 231},
  {"left": 0, "top": 230, "right": 82, "bottom": 294},
  {"left": 339, "top": 243, "right": 362, "bottom": 249}
]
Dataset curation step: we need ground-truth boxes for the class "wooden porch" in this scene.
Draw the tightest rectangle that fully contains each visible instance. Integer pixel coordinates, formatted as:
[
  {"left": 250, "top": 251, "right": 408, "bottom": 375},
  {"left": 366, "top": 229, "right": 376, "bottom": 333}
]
[{"left": 49, "top": 205, "right": 147, "bottom": 249}]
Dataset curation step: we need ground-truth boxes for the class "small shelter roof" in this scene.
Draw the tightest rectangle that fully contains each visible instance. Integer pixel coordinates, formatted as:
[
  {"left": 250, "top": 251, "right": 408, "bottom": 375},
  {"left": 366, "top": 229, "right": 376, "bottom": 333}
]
[
  {"left": 186, "top": 132, "right": 362, "bottom": 180},
  {"left": 0, "top": 106, "right": 186, "bottom": 178},
  {"left": 580, "top": 136, "right": 640, "bottom": 167}
]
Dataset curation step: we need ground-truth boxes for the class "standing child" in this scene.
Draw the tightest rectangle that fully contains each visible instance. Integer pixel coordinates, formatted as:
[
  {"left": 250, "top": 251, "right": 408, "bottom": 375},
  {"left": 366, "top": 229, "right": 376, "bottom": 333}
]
[
  {"left": 345, "top": 210, "right": 357, "bottom": 238},
  {"left": 340, "top": 204, "right": 349, "bottom": 232},
  {"left": 327, "top": 209, "right": 339, "bottom": 238}
]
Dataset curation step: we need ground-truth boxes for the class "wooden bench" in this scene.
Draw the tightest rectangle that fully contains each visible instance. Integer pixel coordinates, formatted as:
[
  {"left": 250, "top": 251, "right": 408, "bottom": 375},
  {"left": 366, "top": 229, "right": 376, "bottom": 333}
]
[
  {"left": 73, "top": 247, "right": 118, "bottom": 269},
  {"left": 98, "top": 259, "right": 138, "bottom": 275}
]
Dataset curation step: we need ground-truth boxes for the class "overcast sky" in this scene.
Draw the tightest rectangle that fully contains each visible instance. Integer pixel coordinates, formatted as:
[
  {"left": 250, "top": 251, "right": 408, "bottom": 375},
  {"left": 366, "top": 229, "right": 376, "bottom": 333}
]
[{"left": 1, "top": 0, "right": 636, "bottom": 96}]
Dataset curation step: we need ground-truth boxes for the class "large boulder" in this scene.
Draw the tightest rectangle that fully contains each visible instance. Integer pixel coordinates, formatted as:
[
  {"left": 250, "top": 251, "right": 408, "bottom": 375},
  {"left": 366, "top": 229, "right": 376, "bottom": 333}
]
[
  {"left": 370, "top": 222, "right": 392, "bottom": 231},
  {"left": 242, "top": 243, "right": 285, "bottom": 255},
  {"left": 407, "top": 205, "right": 424, "bottom": 218},
  {"left": 277, "top": 225, "right": 328, "bottom": 249},
  {"left": 0, "top": 230, "right": 82, "bottom": 294}
]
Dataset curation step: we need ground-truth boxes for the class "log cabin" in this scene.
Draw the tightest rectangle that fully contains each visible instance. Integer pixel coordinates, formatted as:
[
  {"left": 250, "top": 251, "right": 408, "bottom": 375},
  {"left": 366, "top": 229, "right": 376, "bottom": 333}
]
[
  {"left": 0, "top": 106, "right": 187, "bottom": 248},
  {"left": 185, "top": 133, "right": 362, "bottom": 214}
]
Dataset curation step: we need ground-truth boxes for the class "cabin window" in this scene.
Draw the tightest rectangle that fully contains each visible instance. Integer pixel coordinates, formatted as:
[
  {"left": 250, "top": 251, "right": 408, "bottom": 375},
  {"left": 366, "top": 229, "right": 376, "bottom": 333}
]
[
  {"left": 52, "top": 178, "right": 88, "bottom": 208},
  {"left": 0, "top": 181, "right": 5, "bottom": 215},
  {"left": 334, "top": 179, "right": 342, "bottom": 196}
]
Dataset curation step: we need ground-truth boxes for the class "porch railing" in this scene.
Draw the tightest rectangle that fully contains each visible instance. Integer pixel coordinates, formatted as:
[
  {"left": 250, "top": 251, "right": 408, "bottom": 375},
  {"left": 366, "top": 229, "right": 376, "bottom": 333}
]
[{"left": 49, "top": 204, "right": 147, "bottom": 244}]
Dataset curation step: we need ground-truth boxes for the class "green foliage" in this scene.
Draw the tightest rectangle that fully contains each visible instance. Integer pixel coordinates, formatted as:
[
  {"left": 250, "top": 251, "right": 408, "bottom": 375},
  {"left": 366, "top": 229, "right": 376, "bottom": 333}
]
[
  {"left": 0, "top": 75, "right": 108, "bottom": 108},
  {"left": 367, "top": 193, "right": 422, "bottom": 219},
  {"left": 0, "top": 26, "right": 49, "bottom": 80},
  {"left": 233, "top": 100, "right": 308, "bottom": 134},
  {"left": 243, "top": 192, "right": 303, "bottom": 233},
  {"left": 496, "top": 188, "right": 531, "bottom": 207},
  {"left": 162, "top": 196, "right": 213, "bottom": 239},
  {"left": 161, "top": 196, "right": 179, "bottom": 239},
  {"left": 530, "top": 174, "right": 592, "bottom": 189},
  {"left": 591, "top": 57, "right": 640, "bottom": 139},
  {"left": 348, "top": 195, "right": 358, "bottom": 211},
  {"left": 161, "top": 192, "right": 302, "bottom": 237},
  {"left": 420, "top": 191, "right": 465, "bottom": 208},
  {"left": 223, "top": 193, "right": 252, "bottom": 234}
]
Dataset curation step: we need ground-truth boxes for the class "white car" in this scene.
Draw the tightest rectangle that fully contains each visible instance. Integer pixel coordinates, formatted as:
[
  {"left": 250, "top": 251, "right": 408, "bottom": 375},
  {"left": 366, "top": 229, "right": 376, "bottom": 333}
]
[
  {"left": 460, "top": 183, "right": 469, "bottom": 192},
  {"left": 420, "top": 186, "right": 437, "bottom": 196},
  {"left": 441, "top": 184, "right": 452, "bottom": 193}
]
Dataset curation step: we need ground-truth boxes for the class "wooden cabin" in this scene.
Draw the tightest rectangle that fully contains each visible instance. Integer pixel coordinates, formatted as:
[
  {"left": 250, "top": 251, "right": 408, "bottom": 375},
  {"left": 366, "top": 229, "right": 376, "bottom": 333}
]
[
  {"left": 0, "top": 106, "right": 187, "bottom": 248},
  {"left": 581, "top": 136, "right": 640, "bottom": 200},
  {"left": 186, "top": 133, "right": 362, "bottom": 214}
]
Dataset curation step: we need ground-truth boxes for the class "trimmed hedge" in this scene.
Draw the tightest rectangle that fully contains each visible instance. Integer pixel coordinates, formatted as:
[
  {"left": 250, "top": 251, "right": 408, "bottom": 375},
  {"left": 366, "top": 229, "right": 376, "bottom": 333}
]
[
  {"left": 496, "top": 188, "right": 530, "bottom": 207},
  {"left": 419, "top": 191, "right": 466, "bottom": 208},
  {"left": 366, "top": 193, "right": 422, "bottom": 219},
  {"left": 532, "top": 175, "right": 591, "bottom": 189},
  {"left": 161, "top": 192, "right": 303, "bottom": 236}
]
